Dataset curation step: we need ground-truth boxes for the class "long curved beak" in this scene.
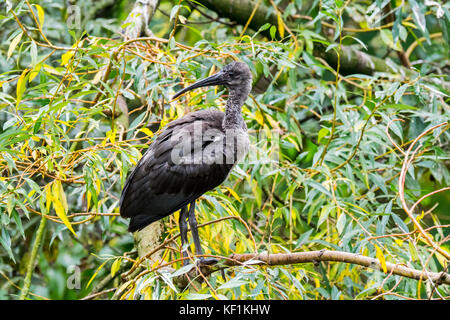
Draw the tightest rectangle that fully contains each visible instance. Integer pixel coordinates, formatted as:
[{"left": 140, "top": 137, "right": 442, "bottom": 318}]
[{"left": 172, "top": 71, "right": 226, "bottom": 100}]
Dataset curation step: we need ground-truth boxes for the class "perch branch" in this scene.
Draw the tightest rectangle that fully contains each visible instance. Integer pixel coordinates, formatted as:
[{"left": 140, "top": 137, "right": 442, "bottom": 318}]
[{"left": 226, "top": 250, "right": 450, "bottom": 285}]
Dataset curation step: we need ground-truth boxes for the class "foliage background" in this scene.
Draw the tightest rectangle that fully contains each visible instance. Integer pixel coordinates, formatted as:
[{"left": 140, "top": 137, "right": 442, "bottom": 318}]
[{"left": 0, "top": 0, "right": 449, "bottom": 300}]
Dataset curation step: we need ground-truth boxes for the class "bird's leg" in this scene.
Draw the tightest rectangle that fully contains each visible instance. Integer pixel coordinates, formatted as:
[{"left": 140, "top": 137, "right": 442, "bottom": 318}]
[
  {"left": 178, "top": 206, "right": 190, "bottom": 266},
  {"left": 188, "top": 201, "right": 218, "bottom": 266}
]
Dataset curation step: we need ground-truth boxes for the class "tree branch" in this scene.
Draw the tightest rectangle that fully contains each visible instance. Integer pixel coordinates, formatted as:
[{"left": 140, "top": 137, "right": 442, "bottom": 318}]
[
  {"left": 195, "top": 0, "right": 412, "bottom": 76},
  {"left": 122, "top": 0, "right": 160, "bottom": 39},
  {"left": 226, "top": 250, "right": 450, "bottom": 285},
  {"left": 119, "top": 0, "right": 165, "bottom": 265}
]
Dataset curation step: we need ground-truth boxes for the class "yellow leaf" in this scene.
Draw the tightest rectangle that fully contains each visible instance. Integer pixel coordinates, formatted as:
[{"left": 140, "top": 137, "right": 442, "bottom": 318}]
[
  {"left": 139, "top": 127, "right": 154, "bottom": 137},
  {"left": 314, "top": 277, "right": 320, "bottom": 288},
  {"left": 43, "top": 64, "right": 62, "bottom": 75},
  {"left": 375, "top": 244, "right": 387, "bottom": 273},
  {"left": 52, "top": 181, "right": 77, "bottom": 237},
  {"left": 402, "top": 21, "right": 417, "bottom": 29},
  {"left": 225, "top": 187, "right": 241, "bottom": 203},
  {"left": 28, "top": 189, "right": 36, "bottom": 199},
  {"left": 345, "top": 202, "right": 370, "bottom": 215},
  {"left": 354, "top": 121, "right": 364, "bottom": 132},
  {"left": 92, "top": 69, "right": 103, "bottom": 84},
  {"left": 394, "top": 239, "right": 403, "bottom": 247},
  {"left": 86, "top": 190, "right": 91, "bottom": 211},
  {"left": 277, "top": 11, "right": 285, "bottom": 38},
  {"left": 254, "top": 108, "right": 264, "bottom": 126},
  {"left": 86, "top": 261, "right": 108, "bottom": 288},
  {"left": 286, "top": 136, "right": 300, "bottom": 151},
  {"left": 16, "top": 69, "right": 29, "bottom": 108},
  {"left": 126, "top": 287, "right": 136, "bottom": 300},
  {"left": 45, "top": 184, "right": 52, "bottom": 212},
  {"left": 29, "top": 63, "right": 42, "bottom": 83},
  {"left": 169, "top": 104, "right": 175, "bottom": 118},
  {"left": 57, "top": 180, "right": 69, "bottom": 213},
  {"left": 435, "top": 252, "right": 447, "bottom": 269},
  {"left": 416, "top": 210, "right": 425, "bottom": 223},
  {"left": 111, "top": 258, "right": 121, "bottom": 277},
  {"left": 408, "top": 241, "right": 419, "bottom": 261},
  {"left": 34, "top": 4, "right": 45, "bottom": 27},
  {"left": 95, "top": 178, "right": 101, "bottom": 193},
  {"left": 8, "top": 32, "right": 23, "bottom": 59},
  {"left": 61, "top": 51, "right": 74, "bottom": 66},
  {"left": 359, "top": 21, "right": 369, "bottom": 30},
  {"left": 20, "top": 140, "right": 29, "bottom": 153},
  {"left": 106, "top": 129, "right": 116, "bottom": 144},
  {"left": 129, "top": 156, "right": 137, "bottom": 166}
]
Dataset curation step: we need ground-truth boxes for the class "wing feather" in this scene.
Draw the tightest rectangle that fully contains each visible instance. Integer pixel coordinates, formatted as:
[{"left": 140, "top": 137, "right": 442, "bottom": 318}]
[{"left": 119, "top": 109, "right": 234, "bottom": 229}]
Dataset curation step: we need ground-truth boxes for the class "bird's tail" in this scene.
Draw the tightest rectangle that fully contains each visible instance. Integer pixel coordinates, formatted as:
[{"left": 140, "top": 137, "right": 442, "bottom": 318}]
[{"left": 128, "top": 214, "right": 160, "bottom": 232}]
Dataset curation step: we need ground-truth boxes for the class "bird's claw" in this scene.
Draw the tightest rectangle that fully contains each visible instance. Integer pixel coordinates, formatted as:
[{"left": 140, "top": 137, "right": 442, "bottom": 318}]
[{"left": 197, "top": 257, "right": 219, "bottom": 266}]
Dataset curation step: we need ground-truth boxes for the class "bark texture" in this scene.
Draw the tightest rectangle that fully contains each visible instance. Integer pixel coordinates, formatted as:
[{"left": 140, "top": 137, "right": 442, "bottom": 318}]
[
  {"left": 122, "top": 0, "right": 164, "bottom": 260},
  {"left": 122, "top": 0, "right": 160, "bottom": 39}
]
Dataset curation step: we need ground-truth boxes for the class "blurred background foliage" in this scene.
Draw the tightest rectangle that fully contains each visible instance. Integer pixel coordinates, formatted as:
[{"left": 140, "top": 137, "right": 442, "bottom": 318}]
[{"left": 0, "top": 0, "right": 449, "bottom": 300}]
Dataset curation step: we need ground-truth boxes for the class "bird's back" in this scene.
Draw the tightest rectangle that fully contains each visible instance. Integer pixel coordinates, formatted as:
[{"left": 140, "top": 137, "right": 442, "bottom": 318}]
[{"left": 119, "top": 109, "right": 244, "bottom": 232}]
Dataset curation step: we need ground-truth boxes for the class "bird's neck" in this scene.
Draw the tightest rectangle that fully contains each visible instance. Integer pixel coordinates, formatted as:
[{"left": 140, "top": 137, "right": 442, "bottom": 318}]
[{"left": 223, "top": 85, "right": 250, "bottom": 130}]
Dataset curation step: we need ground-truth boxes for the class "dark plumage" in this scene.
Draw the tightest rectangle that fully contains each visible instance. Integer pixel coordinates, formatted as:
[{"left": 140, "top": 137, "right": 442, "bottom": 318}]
[{"left": 120, "top": 61, "right": 252, "bottom": 265}]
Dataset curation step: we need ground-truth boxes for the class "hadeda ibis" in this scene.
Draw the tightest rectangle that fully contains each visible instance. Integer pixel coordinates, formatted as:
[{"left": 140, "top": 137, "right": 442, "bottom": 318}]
[{"left": 120, "top": 61, "right": 252, "bottom": 265}]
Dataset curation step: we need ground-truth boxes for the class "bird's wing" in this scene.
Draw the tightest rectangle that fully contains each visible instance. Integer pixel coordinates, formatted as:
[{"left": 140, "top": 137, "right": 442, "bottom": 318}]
[{"left": 119, "top": 109, "right": 234, "bottom": 222}]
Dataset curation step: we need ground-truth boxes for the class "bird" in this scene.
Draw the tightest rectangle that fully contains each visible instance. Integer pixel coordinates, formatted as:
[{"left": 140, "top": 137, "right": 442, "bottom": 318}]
[{"left": 119, "top": 61, "right": 252, "bottom": 265}]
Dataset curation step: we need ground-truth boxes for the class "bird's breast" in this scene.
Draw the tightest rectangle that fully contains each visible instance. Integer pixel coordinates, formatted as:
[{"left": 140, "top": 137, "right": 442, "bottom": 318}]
[
  {"left": 171, "top": 128, "right": 248, "bottom": 166},
  {"left": 222, "top": 128, "right": 249, "bottom": 164}
]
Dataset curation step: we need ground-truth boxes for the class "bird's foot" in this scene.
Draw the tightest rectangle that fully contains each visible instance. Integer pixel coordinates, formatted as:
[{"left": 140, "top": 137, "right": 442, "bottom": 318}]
[{"left": 197, "top": 257, "right": 219, "bottom": 266}]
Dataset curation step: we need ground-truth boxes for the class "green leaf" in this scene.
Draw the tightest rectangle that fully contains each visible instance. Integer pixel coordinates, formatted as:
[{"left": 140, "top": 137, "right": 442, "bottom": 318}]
[
  {"left": 410, "top": 0, "right": 426, "bottom": 32},
  {"left": 336, "top": 213, "right": 346, "bottom": 235},
  {"left": 259, "top": 23, "right": 271, "bottom": 32},
  {"left": 30, "top": 41, "right": 38, "bottom": 67},
  {"left": 217, "top": 278, "right": 247, "bottom": 290},
  {"left": 380, "top": 29, "right": 402, "bottom": 51},
  {"left": 0, "top": 230, "right": 15, "bottom": 262},
  {"left": 270, "top": 25, "right": 277, "bottom": 39},
  {"left": 170, "top": 5, "right": 181, "bottom": 21},
  {"left": 318, "top": 127, "right": 330, "bottom": 144}
]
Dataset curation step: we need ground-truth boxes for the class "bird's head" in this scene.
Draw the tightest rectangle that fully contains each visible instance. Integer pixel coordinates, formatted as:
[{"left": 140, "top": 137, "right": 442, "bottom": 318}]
[{"left": 172, "top": 61, "right": 252, "bottom": 99}]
